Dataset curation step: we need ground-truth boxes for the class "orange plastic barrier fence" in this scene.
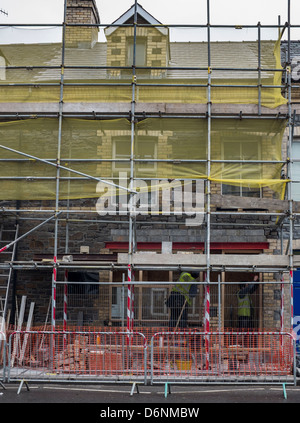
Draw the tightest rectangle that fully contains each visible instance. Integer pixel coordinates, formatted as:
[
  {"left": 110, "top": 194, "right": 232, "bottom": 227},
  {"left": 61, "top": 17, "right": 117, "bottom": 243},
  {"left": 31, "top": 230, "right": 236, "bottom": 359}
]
[
  {"left": 5, "top": 328, "right": 295, "bottom": 384},
  {"left": 6, "top": 330, "right": 147, "bottom": 383},
  {"left": 150, "top": 331, "right": 294, "bottom": 383}
]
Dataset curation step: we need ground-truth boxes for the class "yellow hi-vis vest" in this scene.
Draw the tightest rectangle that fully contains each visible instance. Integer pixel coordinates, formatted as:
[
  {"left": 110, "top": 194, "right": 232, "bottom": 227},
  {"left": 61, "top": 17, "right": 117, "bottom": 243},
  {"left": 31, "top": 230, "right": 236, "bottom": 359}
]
[
  {"left": 172, "top": 272, "right": 195, "bottom": 305},
  {"left": 237, "top": 292, "right": 251, "bottom": 317}
]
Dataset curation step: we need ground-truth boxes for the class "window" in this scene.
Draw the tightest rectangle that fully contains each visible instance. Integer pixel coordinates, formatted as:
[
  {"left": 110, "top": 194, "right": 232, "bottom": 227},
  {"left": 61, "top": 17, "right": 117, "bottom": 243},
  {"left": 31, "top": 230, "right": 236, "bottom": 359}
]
[
  {"left": 113, "top": 138, "right": 131, "bottom": 172},
  {"left": 136, "top": 138, "right": 158, "bottom": 173},
  {"left": 292, "top": 139, "right": 300, "bottom": 201},
  {"left": 111, "top": 286, "right": 127, "bottom": 319},
  {"left": 126, "top": 37, "right": 147, "bottom": 67},
  {"left": 151, "top": 288, "right": 168, "bottom": 316},
  {"left": 112, "top": 137, "right": 158, "bottom": 211},
  {"left": 112, "top": 136, "right": 157, "bottom": 173},
  {"left": 221, "top": 140, "right": 261, "bottom": 198}
]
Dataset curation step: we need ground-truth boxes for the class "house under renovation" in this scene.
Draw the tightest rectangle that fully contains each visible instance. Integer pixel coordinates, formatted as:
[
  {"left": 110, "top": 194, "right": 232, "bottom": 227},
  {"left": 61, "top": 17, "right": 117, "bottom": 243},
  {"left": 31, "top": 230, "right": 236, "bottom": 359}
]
[{"left": 0, "top": 0, "right": 299, "bottom": 385}]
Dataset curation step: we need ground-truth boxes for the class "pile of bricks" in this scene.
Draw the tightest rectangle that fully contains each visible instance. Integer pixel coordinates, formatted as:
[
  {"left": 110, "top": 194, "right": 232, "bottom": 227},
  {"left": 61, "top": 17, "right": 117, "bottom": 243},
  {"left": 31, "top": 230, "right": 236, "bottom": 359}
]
[{"left": 55, "top": 336, "right": 88, "bottom": 373}]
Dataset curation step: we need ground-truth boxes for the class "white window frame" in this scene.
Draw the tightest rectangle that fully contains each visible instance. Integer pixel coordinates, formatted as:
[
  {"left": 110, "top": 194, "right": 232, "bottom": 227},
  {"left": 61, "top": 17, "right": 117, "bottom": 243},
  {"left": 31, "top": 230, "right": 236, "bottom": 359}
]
[
  {"left": 187, "top": 296, "right": 198, "bottom": 317},
  {"left": 292, "top": 138, "right": 300, "bottom": 201},
  {"left": 221, "top": 140, "right": 262, "bottom": 198},
  {"left": 126, "top": 37, "right": 147, "bottom": 67},
  {"left": 112, "top": 137, "right": 157, "bottom": 174},
  {"left": 111, "top": 286, "right": 127, "bottom": 319},
  {"left": 151, "top": 288, "right": 168, "bottom": 317}
]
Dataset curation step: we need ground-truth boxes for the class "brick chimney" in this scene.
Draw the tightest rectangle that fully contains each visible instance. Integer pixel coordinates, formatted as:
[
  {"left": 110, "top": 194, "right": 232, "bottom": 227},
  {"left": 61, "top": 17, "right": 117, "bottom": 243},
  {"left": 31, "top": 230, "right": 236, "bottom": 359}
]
[{"left": 65, "top": 0, "right": 100, "bottom": 48}]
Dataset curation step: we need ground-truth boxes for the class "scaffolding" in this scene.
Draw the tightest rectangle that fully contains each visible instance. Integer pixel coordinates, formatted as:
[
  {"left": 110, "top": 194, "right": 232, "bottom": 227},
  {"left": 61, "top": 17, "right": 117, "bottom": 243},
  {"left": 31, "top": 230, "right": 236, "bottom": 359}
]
[{"left": 0, "top": 0, "right": 298, "bottom": 341}]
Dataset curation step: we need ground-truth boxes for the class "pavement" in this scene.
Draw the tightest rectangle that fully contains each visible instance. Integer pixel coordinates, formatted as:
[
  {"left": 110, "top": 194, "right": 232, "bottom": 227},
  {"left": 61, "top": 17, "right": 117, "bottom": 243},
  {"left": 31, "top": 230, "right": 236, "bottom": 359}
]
[{"left": 0, "top": 381, "right": 300, "bottom": 411}]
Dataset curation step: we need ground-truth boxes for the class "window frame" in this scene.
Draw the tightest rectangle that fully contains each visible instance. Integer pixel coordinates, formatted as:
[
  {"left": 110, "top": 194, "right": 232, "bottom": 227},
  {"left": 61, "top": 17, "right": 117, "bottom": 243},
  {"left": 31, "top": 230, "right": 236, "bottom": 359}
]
[
  {"left": 151, "top": 287, "right": 168, "bottom": 317},
  {"left": 221, "top": 139, "right": 262, "bottom": 198},
  {"left": 126, "top": 36, "right": 147, "bottom": 67},
  {"left": 292, "top": 137, "right": 300, "bottom": 201},
  {"left": 112, "top": 136, "right": 158, "bottom": 174}
]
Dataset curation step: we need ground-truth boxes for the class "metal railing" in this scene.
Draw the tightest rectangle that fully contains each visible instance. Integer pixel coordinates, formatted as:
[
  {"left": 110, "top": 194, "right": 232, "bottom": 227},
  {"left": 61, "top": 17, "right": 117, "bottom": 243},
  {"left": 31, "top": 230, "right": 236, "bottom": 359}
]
[
  {"left": 150, "top": 331, "right": 296, "bottom": 385},
  {"left": 2, "top": 329, "right": 296, "bottom": 386},
  {"left": 5, "top": 331, "right": 147, "bottom": 385},
  {"left": 0, "top": 330, "right": 6, "bottom": 383}
]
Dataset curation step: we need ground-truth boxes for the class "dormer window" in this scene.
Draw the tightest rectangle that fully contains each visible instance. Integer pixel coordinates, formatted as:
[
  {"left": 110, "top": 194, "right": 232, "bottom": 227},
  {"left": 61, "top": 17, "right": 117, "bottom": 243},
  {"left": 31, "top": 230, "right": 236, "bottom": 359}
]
[{"left": 105, "top": 3, "right": 170, "bottom": 79}]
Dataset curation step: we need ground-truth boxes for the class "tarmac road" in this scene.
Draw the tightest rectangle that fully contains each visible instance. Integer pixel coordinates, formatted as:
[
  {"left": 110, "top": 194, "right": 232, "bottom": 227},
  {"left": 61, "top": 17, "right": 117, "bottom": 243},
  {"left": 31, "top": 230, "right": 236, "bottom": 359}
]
[{"left": 0, "top": 382, "right": 300, "bottom": 410}]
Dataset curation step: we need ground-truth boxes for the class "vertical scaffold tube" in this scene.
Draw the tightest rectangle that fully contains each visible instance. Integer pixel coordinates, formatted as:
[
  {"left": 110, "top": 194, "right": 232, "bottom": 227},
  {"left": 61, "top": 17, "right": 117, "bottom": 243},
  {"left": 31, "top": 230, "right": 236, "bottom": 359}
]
[
  {"left": 127, "top": 264, "right": 134, "bottom": 345},
  {"left": 63, "top": 270, "right": 68, "bottom": 348},
  {"left": 205, "top": 282, "right": 210, "bottom": 369},
  {"left": 287, "top": 0, "right": 294, "bottom": 333},
  {"left": 205, "top": 0, "right": 212, "bottom": 372},
  {"left": 52, "top": 0, "right": 67, "bottom": 333},
  {"left": 127, "top": 0, "right": 138, "bottom": 343},
  {"left": 52, "top": 256, "right": 57, "bottom": 332}
]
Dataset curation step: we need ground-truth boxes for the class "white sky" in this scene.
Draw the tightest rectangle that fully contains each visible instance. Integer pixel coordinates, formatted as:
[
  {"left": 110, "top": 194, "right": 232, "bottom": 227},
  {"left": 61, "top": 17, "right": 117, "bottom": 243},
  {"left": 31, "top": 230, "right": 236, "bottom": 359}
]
[{"left": 0, "top": 0, "right": 299, "bottom": 42}]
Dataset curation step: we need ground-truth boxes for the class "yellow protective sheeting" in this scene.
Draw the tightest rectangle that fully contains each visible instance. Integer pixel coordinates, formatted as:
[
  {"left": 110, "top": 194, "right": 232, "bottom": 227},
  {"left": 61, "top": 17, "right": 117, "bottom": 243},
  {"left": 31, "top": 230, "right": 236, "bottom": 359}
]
[
  {"left": 0, "top": 118, "right": 131, "bottom": 200},
  {"left": 0, "top": 84, "right": 132, "bottom": 104},
  {"left": 0, "top": 117, "right": 287, "bottom": 200},
  {"left": 210, "top": 118, "right": 286, "bottom": 199},
  {"left": 63, "top": 84, "right": 133, "bottom": 103},
  {"left": 0, "top": 38, "right": 287, "bottom": 108},
  {"left": 138, "top": 40, "right": 286, "bottom": 108},
  {"left": 0, "top": 86, "right": 61, "bottom": 103}
]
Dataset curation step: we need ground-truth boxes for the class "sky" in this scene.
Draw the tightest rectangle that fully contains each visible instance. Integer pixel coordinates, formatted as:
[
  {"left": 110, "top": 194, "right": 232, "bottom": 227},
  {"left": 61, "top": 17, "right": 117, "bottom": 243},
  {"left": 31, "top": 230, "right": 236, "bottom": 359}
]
[{"left": 0, "top": 0, "right": 299, "bottom": 43}]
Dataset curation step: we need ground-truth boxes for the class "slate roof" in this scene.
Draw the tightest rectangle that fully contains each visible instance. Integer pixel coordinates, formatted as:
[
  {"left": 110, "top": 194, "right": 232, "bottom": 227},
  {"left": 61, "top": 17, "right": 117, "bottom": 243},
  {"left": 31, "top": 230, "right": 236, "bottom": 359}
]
[
  {"left": 168, "top": 41, "right": 276, "bottom": 79},
  {"left": 281, "top": 40, "right": 300, "bottom": 61},
  {"left": 0, "top": 39, "right": 285, "bottom": 83}
]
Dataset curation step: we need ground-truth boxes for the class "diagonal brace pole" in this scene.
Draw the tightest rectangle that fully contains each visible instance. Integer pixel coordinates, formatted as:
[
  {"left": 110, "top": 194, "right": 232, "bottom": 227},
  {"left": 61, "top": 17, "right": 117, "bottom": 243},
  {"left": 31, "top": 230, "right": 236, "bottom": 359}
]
[
  {"left": 0, "top": 212, "right": 62, "bottom": 253},
  {"left": 0, "top": 144, "right": 137, "bottom": 194}
]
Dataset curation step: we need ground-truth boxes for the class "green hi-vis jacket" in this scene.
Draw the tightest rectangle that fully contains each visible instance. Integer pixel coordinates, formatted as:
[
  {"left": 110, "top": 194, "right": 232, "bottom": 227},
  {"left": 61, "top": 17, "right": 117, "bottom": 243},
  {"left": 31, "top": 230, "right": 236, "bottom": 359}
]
[
  {"left": 237, "top": 293, "right": 252, "bottom": 317},
  {"left": 172, "top": 272, "right": 196, "bottom": 305}
]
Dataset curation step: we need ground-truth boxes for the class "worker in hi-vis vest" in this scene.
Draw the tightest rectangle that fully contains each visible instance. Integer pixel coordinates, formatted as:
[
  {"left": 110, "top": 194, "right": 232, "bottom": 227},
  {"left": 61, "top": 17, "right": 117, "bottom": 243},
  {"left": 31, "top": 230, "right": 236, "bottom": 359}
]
[
  {"left": 166, "top": 271, "right": 199, "bottom": 329},
  {"left": 237, "top": 275, "right": 259, "bottom": 329}
]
